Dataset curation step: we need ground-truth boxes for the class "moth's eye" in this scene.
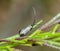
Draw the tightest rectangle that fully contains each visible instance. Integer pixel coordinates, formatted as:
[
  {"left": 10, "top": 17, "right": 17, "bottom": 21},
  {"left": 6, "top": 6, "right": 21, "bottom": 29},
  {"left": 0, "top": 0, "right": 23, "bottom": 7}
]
[
  {"left": 19, "top": 30, "right": 25, "bottom": 37},
  {"left": 20, "top": 34, "right": 25, "bottom": 37}
]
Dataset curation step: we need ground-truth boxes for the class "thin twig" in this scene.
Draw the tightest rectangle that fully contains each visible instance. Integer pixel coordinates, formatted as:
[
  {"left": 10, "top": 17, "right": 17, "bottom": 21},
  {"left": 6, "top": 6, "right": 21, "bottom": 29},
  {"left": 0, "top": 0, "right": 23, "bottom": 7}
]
[{"left": 40, "top": 13, "right": 60, "bottom": 31}]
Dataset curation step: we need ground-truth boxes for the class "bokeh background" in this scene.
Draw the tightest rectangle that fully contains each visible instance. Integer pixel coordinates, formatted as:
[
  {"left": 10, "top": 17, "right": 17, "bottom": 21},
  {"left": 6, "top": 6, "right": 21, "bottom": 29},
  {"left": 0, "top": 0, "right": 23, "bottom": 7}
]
[{"left": 0, "top": 0, "right": 60, "bottom": 51}]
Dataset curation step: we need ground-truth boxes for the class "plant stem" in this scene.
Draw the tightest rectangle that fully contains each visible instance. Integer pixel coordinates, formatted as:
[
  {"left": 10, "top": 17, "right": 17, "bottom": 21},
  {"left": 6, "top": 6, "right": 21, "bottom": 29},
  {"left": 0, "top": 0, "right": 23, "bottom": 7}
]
[{"left": 52, "top": 24, "right": 60, "bottom": 34}]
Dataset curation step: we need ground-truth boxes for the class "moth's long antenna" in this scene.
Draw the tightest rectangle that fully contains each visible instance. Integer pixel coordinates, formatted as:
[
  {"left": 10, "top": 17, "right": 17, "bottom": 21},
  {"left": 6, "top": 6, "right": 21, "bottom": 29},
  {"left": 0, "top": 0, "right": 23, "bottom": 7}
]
[
  {"left": 32, "top": 7, "right": 37, "bottom": 25},
  {"left": 40, "top": 13, "right": 60, "bottom": 30}
]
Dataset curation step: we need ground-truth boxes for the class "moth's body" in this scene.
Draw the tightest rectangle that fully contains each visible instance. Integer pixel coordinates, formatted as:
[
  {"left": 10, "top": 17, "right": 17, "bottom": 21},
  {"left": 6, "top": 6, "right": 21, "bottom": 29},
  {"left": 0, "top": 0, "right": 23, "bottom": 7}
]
[{"left": 19, "top": 25, "right": 32, "bottom": 36}]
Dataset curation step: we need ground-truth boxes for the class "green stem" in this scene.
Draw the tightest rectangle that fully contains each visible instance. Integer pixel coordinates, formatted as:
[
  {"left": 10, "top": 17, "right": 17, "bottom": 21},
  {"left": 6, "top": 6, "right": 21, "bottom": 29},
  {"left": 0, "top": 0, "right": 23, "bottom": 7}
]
[
  {"left": 52, "top": 24, "right": 60, "bottom": 34},
  {"left": 52, "top": 37, "right": 60, "bottom": 41},
  {"left": 29, "top": 29, "right": 41, "bottom": 38},
  {"left": 6, "top": 46, "right": 13, "bottom": 51},
  {"left": 45, "top": 40, "right": 60, "bottom": 46},
  {"left": 33, "top": 20, "right": 43, "bottom": 28}
]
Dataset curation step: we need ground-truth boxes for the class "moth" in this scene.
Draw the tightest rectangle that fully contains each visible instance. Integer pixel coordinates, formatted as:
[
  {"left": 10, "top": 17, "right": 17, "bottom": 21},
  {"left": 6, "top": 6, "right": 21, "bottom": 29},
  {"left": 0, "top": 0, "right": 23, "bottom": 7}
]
[{"left": 19, "top": 7, "right": 43, "bottom": 37}]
